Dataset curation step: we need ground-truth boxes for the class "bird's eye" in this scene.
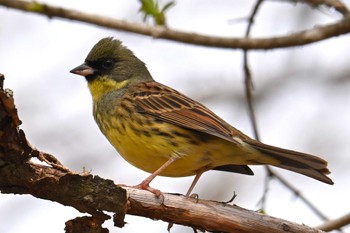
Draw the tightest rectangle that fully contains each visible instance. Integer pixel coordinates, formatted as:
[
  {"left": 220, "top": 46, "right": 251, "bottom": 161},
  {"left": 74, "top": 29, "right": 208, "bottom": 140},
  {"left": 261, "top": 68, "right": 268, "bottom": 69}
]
[{"left": 101, "top": 59, "right": 115, "bottom": 70}]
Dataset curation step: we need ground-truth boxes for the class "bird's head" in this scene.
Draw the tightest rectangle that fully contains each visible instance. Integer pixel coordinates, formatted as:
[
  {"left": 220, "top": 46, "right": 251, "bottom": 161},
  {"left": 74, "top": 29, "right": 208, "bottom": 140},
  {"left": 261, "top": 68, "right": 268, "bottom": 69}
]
[{"left": 70, "top": 37, "right": 153, "bottom": 99}]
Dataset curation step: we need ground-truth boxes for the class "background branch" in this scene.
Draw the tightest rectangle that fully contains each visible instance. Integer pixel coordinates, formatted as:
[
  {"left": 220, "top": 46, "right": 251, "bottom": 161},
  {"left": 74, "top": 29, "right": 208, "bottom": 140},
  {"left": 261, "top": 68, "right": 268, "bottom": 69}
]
[
  {"left": 318, "top": 213, "right": 350, "bottom": 232},
  {"left": 0, "top": 0, "right": 350, "bottom": 49},
  {"left": 241, "top": 0, "right": 332, "bottom": 223},
  {"left": 300, "top": 0, "right": 349, "bottom": 16}
]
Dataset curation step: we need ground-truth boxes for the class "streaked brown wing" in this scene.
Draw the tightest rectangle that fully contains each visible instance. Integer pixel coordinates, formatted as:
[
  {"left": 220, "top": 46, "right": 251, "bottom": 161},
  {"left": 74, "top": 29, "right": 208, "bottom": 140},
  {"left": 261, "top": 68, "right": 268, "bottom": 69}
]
[{"left": 131, "top": 82, "right": 247, "bottom": 143}]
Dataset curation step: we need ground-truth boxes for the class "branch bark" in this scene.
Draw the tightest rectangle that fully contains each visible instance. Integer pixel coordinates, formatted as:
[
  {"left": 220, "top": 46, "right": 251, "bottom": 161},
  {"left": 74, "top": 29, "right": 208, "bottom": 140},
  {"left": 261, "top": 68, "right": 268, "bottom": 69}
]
[
  {"left": 0, "top": 0, "right": 350, "bottom": 50},
  {"left": 0, "top": 74, "right": 330, "bottom": 232}
]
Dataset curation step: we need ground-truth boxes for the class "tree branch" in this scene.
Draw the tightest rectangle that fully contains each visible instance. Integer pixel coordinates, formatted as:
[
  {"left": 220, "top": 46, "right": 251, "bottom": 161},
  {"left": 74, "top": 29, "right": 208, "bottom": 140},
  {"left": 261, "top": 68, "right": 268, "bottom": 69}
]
[
  {"left": 300, "top": 0, "right": 349, "bottom": 16},
  {"left": 241, "top": 0, "right": 332, "bottom": 223},
  {"left": 125, "top": 186, "right": 324, "bottom": 233},
  {"left": 0, "top": 73, "right": 331, "bottom": 232},
  {"left": 317, "top": 212, "right": 350, "bottom": 232},
  {"left": 0, "top": 0, "right": 350, "bottom": 50}
]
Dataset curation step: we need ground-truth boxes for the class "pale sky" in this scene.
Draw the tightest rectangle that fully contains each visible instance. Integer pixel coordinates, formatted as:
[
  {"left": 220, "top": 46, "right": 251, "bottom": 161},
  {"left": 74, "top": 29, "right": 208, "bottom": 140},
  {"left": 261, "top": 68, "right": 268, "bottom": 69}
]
[{"left": 0, "top": 0, "right": 350, "bottom": 232}]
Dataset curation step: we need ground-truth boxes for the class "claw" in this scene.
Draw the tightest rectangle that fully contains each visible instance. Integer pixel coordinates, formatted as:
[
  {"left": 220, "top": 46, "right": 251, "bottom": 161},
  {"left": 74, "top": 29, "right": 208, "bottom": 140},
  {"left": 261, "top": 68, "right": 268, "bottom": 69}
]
[{"left": 133, "top": 182, "right": 162, "bottom": 197}]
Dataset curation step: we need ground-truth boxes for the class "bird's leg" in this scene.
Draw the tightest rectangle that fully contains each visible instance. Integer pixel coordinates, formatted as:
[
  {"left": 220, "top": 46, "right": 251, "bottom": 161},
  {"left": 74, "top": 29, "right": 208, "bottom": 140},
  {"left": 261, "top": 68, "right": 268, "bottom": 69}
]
[
  {"left": 133, "top": 157, "right": 178, "bottom": 197},
  {"left": 168, "top": 169, "right": 205, "bottom": 231},
  {"left": 185, "top": 169, "right": 204, "bottom": 197}
]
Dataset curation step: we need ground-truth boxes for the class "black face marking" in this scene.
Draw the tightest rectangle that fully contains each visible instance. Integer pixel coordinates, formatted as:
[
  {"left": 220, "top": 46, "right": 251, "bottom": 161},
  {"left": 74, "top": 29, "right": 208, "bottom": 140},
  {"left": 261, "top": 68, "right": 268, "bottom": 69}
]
[
  {"left": 84, "top": 58, "right": 117, "bottom": 82},
  {"left": 85, "top": 74, "right": 97, "bottom": 82},
  {"left": 87, "top": 58, "right": 117, "bottom": 74},
  {"left": 100, "top": 59, "right": 115, "bottom": 70}
]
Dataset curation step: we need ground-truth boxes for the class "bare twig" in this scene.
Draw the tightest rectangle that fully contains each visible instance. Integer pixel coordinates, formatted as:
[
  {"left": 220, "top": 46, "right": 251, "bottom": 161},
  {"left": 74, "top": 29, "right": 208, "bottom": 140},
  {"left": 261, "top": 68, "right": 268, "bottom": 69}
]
[
  {"left": 268, "top": 168, "right": 329, "bottom": 221},
  {"left": 241, "top": 0, "right": 331, "bottom": 222},
  {"left": 301, "top": 0, "right": 350, "bottom": 16},
  {"left": 317, "top": 212, "right": 350, "bottom": 232},
  {"left": 243, "top": 0, "right": 264, "bottom": 140},
  {"left": 0, "top": 0, "right": 350, "bottom": 50},
  {"left": 37, "top": 151, "right": 73, "bottom": 173}
]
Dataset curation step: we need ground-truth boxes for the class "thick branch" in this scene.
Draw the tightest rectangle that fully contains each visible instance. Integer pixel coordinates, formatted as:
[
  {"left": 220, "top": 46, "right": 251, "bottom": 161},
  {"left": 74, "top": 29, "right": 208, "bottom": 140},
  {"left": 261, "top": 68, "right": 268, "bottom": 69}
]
[
  {"left": 0, "top": 0, "right": 350, "bottom": 49},
  {"left": 0, "top": 162, "right": 127, "bottom": 219},
  {"left": 126, "top": 186, "right": 326, "bottom": 233},
  {"left": 0, "top": 161, "right": 326, "bottom": 233}
]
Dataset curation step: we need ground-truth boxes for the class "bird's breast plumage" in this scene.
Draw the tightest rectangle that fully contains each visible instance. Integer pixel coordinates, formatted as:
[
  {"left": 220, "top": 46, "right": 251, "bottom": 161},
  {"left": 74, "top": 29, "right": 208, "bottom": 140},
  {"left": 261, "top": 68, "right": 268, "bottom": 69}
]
[{"left": 91, "top": 85, "right": 259, "bottom": 177}]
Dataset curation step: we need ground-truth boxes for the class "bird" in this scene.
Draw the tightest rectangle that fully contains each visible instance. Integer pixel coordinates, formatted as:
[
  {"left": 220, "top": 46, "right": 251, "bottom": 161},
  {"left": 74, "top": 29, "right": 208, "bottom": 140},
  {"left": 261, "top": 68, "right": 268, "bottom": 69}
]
[{"left": 70, "top": 37, "right": 333, "bottom": 197}]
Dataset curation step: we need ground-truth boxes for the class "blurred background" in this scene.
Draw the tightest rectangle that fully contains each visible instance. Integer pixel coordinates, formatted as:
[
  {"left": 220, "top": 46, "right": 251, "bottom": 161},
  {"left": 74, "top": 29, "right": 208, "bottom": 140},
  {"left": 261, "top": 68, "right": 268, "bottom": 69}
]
[{"left": 0, "top": 0, "right": 349, "bottom": 232}]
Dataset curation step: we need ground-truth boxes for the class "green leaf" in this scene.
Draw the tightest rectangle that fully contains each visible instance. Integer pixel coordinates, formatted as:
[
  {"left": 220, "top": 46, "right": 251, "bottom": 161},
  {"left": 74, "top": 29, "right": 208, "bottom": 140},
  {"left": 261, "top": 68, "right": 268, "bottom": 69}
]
[
  {"left": 161, "top": 1, "right": 175, "bottom": 12},
  {"left": 138, "top": 0, "right": 175, "bottom": 26}
]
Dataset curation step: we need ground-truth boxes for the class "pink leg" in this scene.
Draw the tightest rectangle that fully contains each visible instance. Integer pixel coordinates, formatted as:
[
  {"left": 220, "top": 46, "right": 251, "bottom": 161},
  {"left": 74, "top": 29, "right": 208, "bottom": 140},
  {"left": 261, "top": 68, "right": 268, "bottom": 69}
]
[
  {"left": 168, "top": 169, "right": 205, "bottom": 231},
  {"left": 185, "top": 169, "right": 205, "bottom": 197},
  {"left": 133, "top": 157, "right": 178, "bottom": 197}
]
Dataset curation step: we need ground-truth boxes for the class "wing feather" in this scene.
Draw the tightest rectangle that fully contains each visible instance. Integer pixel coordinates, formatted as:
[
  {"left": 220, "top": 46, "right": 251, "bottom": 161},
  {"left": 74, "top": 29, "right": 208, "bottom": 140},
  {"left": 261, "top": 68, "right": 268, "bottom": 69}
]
[{"left": 132, "top": 82, "right": 246, "bottom": 143}]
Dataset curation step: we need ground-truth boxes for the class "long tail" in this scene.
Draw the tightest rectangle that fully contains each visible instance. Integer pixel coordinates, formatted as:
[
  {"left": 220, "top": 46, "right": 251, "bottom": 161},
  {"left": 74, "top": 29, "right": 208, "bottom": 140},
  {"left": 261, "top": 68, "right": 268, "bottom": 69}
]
[{"left": 247, "top": 140, "right": 334, "bottom": 185}]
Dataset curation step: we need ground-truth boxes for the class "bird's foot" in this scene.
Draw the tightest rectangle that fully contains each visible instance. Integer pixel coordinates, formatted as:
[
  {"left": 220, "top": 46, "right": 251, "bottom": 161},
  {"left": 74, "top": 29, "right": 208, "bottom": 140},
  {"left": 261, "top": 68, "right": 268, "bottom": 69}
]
[
  {"left": 117, "top": 182, "right": 163, "bottom": 198},
  {"left": 133, "top": 181, "right": 162, "bottom": 197}
]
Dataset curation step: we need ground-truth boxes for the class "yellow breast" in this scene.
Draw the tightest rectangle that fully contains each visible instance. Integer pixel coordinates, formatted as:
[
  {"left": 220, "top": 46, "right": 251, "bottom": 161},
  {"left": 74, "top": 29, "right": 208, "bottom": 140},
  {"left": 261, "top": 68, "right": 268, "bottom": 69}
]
[{"left": 88, "top": 78, "right": 264, "bottom": 177}]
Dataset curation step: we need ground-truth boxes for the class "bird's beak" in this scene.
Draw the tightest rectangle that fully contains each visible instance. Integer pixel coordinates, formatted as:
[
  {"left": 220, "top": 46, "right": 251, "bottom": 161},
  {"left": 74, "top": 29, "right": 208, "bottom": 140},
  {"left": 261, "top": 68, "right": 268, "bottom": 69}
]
[{"left": 70, "top": 63, "right": 95, "bottom": 77}]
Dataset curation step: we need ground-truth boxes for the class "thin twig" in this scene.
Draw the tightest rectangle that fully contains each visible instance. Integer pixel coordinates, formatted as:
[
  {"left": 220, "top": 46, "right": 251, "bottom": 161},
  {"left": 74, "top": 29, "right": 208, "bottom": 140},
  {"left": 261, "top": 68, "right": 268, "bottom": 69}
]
[
  {"left": 241, "top": 0, "right": 333, "bottom": 223},
  {"left": 242, "top": 0, "right": 265, "bottom": 209},
  {"left": 269, "top": 168, "right": 329, "bottom": 220},
  {"left": 0, "top": 0, "right": 350, "bottom": 50},
  {"left": 243, "top": 0, "right": 264, "bottom": 140},
  {"left": 301, "top": 0, "right": 349, "bottom": 16},
  {"left": 317, "top": 212, "right": 350, "bottom": 232},
  {"left": 257, "top": 165, "right": 273, "bottom": 209}
]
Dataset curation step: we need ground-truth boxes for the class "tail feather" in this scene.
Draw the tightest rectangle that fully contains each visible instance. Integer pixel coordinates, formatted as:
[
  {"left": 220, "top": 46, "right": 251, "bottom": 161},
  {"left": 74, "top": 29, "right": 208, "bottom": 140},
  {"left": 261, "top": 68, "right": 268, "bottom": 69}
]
[{"left": 247, "top": 140, "right": 334, "bottom": 185}]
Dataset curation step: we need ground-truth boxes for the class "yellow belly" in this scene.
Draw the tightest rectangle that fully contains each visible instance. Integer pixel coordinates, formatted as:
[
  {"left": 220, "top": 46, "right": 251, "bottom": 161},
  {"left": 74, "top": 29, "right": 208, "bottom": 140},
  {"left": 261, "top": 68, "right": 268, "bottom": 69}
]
[
  {"left": 107, "top": 127, "right": 233, "bottom": 177},
  {"left": 95, "top": 109, "right": 262, "bottom": 177}
]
